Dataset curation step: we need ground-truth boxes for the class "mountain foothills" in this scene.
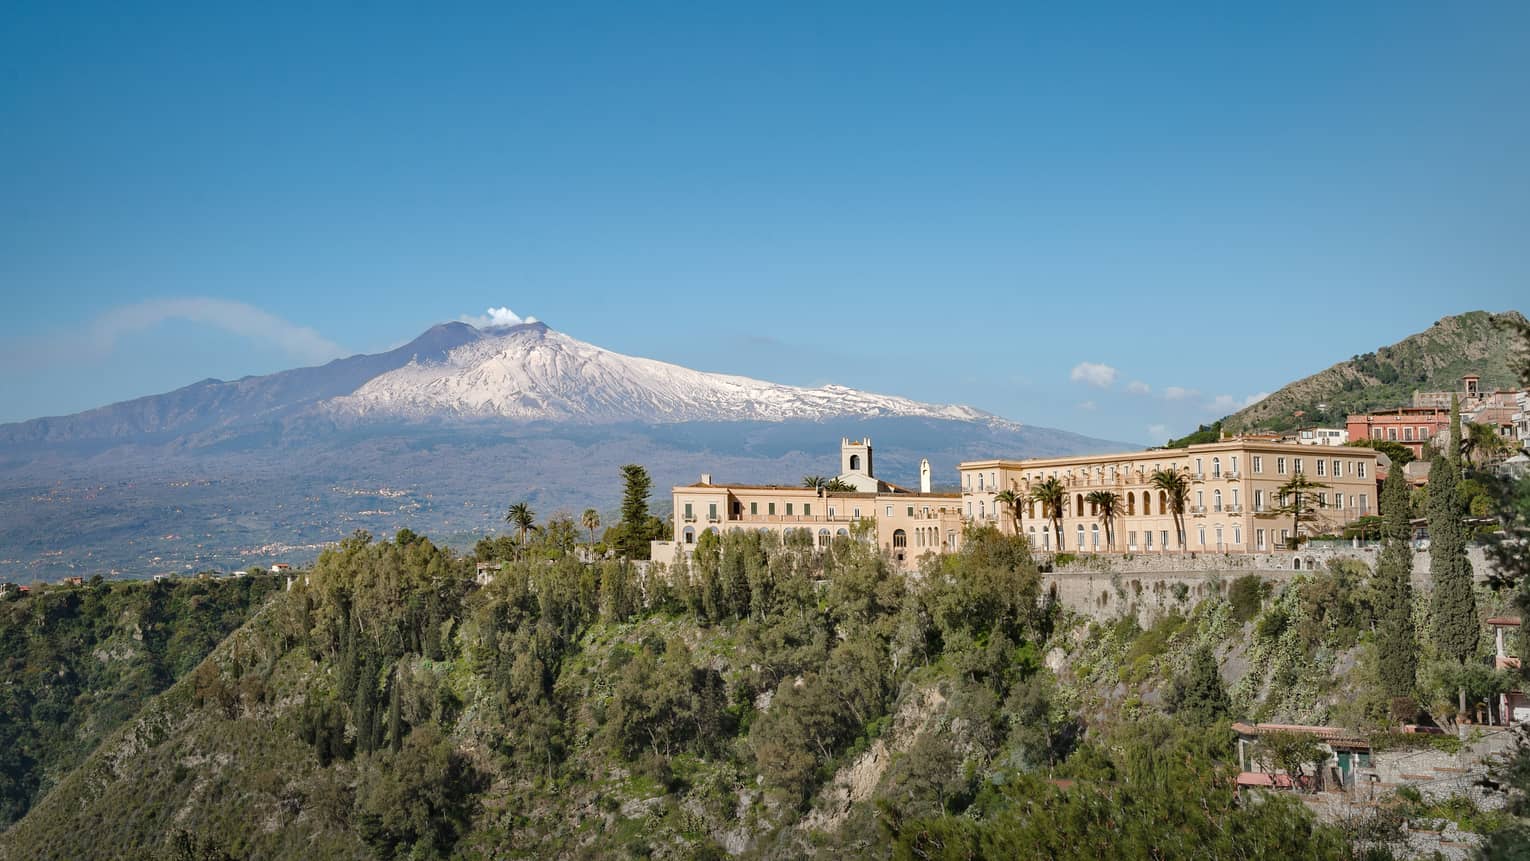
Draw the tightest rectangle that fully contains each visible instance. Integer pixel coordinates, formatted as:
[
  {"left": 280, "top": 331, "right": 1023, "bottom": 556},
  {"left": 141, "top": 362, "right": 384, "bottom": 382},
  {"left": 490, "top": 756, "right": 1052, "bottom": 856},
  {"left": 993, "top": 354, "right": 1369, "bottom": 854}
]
[
  {"left": 0, "top": 321, "right": 1129, "bottom": 580},
  {"left": 1219, "top": 310, "right": 1527, "bottom": 434}
]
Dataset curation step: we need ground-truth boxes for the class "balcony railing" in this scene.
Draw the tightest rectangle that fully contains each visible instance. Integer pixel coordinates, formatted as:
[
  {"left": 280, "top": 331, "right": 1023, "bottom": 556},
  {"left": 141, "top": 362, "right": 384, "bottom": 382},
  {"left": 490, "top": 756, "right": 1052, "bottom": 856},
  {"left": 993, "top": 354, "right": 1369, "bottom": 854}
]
[{"left": 1190, "top": 505, "right": 1207, "bottom": 514}]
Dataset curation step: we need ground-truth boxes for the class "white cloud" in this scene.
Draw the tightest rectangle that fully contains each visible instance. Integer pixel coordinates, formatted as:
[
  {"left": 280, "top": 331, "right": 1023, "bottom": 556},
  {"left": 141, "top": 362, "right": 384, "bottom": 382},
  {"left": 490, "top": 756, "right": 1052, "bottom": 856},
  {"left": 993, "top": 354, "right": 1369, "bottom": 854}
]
[
  {"left": 1077, "top": 400, "right": 1097, "bottom": 411},
  {"left": 1148, "top": 424, "right": 1170, "bottom": 440},
  {"left": 1209, "top": 391, "right": 1272, "bottom": 413},
  {"left": 1069, "top": 361, "right": 1118, "bottom": 388},
  {"left": 460, "top": 306, "right": 539, "bottom": 328},
  {"left": 1125, "top": 380, "right": 1151, "bottom": 395},
  {"left": 3, "top": 297, "right": 345, "bottom": 368},
  {"left": 1163, "top": 386, "right": 1197, "bottom": 401}
]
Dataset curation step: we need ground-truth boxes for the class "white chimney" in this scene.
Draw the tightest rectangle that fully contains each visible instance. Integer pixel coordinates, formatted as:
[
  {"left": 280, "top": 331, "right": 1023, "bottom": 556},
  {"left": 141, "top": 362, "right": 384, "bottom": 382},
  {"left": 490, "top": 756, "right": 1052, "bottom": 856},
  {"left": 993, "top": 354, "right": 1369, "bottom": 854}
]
[
  {"left": 700, "top": 473, "right": 712, "bottom": 485},
  {"left": 920, "top": 459, "right": 931, "bottom": 494}
]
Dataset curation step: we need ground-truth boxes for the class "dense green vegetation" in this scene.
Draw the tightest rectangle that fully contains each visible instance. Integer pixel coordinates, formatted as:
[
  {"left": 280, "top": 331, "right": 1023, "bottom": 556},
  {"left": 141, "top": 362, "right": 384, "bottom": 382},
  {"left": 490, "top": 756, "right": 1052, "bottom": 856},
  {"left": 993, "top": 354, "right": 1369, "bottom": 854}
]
[{"left": 0, "top": 575, "right": 281, "bottom": 829}]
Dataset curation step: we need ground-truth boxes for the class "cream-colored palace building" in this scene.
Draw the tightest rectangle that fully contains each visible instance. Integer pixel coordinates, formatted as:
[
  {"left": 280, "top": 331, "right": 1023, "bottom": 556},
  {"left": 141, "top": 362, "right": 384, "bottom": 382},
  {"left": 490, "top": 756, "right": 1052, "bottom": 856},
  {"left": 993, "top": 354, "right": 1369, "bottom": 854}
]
[
  {"left": 652, "top": 438, "right": 965, "bottom": 569},
  {"left": 653, "top": 437, "right": 1380, "bottom": 568},
  {"left": 960, "top": 439, "right": 1379, "bottom": 554}
]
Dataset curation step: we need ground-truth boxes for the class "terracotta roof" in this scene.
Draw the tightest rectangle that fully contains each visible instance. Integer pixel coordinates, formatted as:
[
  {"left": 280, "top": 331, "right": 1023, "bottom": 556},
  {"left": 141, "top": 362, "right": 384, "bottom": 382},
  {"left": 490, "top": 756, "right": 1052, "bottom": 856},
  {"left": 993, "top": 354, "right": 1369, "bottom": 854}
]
[
  {"left": 1236, "top": 772, "right": 1295, "bottom": 788},
  {"left": 1487, "top": 617, "right": 1523, "bottom": 627},
  {"left": 1231, "top": 722, "right": 1367, "bottom": 746}
]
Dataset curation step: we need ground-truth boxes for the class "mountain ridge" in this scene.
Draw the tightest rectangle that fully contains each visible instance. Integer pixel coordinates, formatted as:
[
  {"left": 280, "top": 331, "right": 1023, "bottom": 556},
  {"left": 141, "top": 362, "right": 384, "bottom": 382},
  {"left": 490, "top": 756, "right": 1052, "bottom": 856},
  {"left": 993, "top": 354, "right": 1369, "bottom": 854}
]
[{"left": 1220, "top": 309, "right": 1526, "bottom": 433}]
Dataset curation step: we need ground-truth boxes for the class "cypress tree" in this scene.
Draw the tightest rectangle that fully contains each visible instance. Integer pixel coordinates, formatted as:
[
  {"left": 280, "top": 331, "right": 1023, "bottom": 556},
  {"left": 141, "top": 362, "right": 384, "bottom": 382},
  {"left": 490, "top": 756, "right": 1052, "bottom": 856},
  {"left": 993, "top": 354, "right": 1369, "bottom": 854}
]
[
  {"left": 1428, "top": 449, "right": 1477, "bottom": 663},
  {"left": 1375, "top": 468, "right": 1418, "bottom": 700},
  {"left": 1167, "top": 644, "right": 1231, "bottom": 727}
]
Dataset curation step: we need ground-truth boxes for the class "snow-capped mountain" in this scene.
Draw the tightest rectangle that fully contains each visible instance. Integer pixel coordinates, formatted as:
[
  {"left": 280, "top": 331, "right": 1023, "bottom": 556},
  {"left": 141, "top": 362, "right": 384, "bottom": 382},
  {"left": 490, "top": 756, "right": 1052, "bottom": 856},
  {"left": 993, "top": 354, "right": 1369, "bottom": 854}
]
[{"left": 330, "top": 321, "right": 1014, "bottom": 427}]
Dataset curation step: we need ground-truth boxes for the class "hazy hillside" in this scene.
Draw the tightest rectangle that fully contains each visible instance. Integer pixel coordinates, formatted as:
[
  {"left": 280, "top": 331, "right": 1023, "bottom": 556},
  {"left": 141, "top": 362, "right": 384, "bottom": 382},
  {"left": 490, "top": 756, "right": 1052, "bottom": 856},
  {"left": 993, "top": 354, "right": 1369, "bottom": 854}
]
[
  {"left": 1223, "top": 310, "right": 1525, "bottom": 433},
  {"left": 3, "top": 527, "right": 1521, "bottom": 859}
]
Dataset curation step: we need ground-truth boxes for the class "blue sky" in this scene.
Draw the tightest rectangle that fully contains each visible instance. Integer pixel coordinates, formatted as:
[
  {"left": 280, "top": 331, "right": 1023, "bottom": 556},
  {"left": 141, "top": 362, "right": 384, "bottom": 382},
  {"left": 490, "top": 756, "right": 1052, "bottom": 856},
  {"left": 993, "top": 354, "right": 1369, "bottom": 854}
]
[{"left": 2, "top": 2, "right": 1526, "bottom": 441}]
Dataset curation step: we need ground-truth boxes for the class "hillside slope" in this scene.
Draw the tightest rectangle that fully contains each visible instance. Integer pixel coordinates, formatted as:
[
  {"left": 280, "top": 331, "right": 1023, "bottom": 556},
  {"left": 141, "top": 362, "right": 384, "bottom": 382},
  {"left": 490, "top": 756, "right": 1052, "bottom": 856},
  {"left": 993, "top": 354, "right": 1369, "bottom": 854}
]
[
  {"left": 6, "top": 528, "right": 1504, "bottom": 859},
  {"left": 1223, "top": 310, "right": 1525, "bottom": 433}
]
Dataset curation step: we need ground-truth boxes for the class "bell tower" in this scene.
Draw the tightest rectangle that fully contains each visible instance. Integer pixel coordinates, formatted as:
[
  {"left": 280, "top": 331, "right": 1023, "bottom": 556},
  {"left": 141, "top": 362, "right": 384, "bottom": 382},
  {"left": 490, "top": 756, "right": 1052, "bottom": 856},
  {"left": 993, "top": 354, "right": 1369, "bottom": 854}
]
[{"left": 841, "top": 437, "right": 873, "bottom": 478}]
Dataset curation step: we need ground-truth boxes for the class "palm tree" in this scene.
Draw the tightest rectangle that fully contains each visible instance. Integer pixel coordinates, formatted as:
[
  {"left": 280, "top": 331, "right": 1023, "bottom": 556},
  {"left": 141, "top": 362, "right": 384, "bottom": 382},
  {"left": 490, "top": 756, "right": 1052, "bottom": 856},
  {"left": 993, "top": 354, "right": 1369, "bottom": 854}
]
[
  {"left": 823, "top": 477, "right": 857, "bottom": 493},
  {"left": 1149, "top": 469, "right": 1190, "bottom": 552},
  {"left": 993, "top": 489, "right": 1024, "bottom": 534},
  {"left": 1274, "top": 473, "right": 1329, "bottom": 550},
  {"left": 581, "top": 508, "right": 601, "bottom": 545},
  {"left": 1085, "top": 490, "right": 1122, "bottom": 551},
  {"left": 801, "top": 475, "right": 828, "bottom": 492},
  {"left": 506, "top": 502, "right": 536, "bottom": 546},
  {"left": 1029, "top": 477, "right": 1068, "bottom": 551},
  {"left": 1461, "top": 421, "right": 1515, "bottom": 469}
]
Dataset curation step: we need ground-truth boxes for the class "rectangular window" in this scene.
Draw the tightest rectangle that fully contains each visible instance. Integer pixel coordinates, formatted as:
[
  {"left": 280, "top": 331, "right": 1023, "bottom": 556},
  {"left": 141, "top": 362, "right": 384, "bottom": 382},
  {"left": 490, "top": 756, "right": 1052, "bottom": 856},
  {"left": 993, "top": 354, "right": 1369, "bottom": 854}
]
[
  {"left": 1334, "top": 492, "right": 1343, "bottom": 510},
  {"left": 1253, "top": 456, "right": 1263, "bottom": 474},
  {"left": 750, "top": 502, "right": 757, "bottom": 515},
  {"left": 1128, "top": 530, "right": 1137, "bottom": 548},
  {"left": 1257, "top": 529, "right": 1266, "bottom": 549},
  {"left": 1316, "top": 459, "right": 1325, "bottom": 476},
  {"left": 1196, "top": 490, "right": 1204, "bottom": 508},
  {"left": 1357, "top": 462, "right": 1366, "bottom": 478},
  {"left": 1372, "top": 427, "right": 1382, "bottom": 439},
  {"left": 768, "top": 503, "right": 775, "bottom": 515},
  {"left": 1231, "top": 488, "right": 1240, "bottom": 507},
  {"left": 1231, "top": 456, "right": 1239, "bottom": 474},
  {"left": 907, "top": 506, "right": 914, "bottom": 517},
  {"left": 803, "top": 504, "right": 811, "bottom": 516},
  {"left": 1195, "top": 457, "right": 1203, "bottom": 475},
  {"left": 1419, "top": 427, "right": 1430, "bottom": 439},
  {"left": 708, "top": 503, "right": 717, "bottom": 520},
  {"left": 1281, "top": 528, "right": 1290, "bottom": 546},
  {"left": 963, "top": 474, "right": 970, "bottom": 489},
  {"left": 853, "top": 507, "right": 860, "bottom": 519},
  {"left": 684, "top": 502, "right": 693, "bottom": 519},
  {"left": 1294, "top": 458, "right": 1303, "bottom": 474},
  {"left": 1198, "top": 527, "right": 1206, "bottom": 546},
  {"left": 967, "top": 502, "right": 973, "bottom": 517},
  {"left": 1359, "top": 494, "right": 1369, "bottom": 514},
  {"left": 1332, "top": 459, "right": 1341, "bottom": 476},
  {"left": 1145, "top": 531, "right": 1154, "bottom": 549},
  {"left": 785, "top": 503, "right": 793, "bottom": 516},
  {"left": 1161, "top": 530, "right": 1170, "bottom": 548},
  {"left": 1404, "top": 427, "right": 1414, "bottom": 441},
  {"left": 886, "top": 505, "right": 893, "bottom": 518},
  {"left": 1387, "top": 428, "right": 1397, "bottom": 441},
  {"left": 1233, "top": 526, "right": 1242, "bottom": 545},
  {"left": 1254, "top": 490, "right": 1264, "bottom": 511},
  {"left": 1277, "top": 457, "right": 1287, "bottom": 475}
]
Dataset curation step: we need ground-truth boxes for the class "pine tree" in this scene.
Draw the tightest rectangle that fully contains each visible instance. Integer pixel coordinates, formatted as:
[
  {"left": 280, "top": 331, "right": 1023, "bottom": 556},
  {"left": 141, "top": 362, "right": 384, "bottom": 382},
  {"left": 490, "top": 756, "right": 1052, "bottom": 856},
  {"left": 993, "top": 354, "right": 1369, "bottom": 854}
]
[
  {"left": 1375, "top": 467, "right": 1418, "bottom": 702},
  {"left": 617, "top": 464, "right": 653, "bottom": 559},
  {"left": 388, "top": 666, "right": 404, "bottom": 753},
  {"left": 1428, "top": 448, "right": 1477, "bottom": 663}
]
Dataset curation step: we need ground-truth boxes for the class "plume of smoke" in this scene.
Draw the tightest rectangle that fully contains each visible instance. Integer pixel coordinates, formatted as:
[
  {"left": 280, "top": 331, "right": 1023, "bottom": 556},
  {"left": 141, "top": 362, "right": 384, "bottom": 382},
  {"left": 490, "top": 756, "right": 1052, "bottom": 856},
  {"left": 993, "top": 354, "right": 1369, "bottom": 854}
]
[{"left": 460, "top": 306, "right": 540, "bottom": 328}]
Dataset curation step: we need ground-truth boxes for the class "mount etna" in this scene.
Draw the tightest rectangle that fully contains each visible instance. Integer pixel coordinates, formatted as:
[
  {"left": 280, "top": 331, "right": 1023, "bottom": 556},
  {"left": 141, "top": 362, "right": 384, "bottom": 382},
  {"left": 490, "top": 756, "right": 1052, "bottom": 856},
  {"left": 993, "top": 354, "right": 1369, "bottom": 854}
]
[{"left": 0, "top": 321, "right": 1131, "bottom": 579}]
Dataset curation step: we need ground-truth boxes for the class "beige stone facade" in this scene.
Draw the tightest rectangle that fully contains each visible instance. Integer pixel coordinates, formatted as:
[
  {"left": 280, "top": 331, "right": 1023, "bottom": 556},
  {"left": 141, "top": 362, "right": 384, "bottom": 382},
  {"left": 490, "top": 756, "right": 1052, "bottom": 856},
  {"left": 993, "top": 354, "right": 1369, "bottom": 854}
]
[
  {"left": 654, "top": 437, "right": 1381, "bottom": 568},
  {"left": 654, "top": 438, "right": 963, "bottom": 569},
  {"left": 959, "top": 439, "right": 1380, "bottom": 554}
]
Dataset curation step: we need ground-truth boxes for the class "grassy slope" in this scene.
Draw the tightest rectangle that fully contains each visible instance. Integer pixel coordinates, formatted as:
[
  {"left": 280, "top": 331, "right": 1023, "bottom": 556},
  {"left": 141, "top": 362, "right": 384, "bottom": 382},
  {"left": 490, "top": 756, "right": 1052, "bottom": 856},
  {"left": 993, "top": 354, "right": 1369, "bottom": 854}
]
[{"left": 1223, "top": 310, "right": 1525, "bottom": 433}]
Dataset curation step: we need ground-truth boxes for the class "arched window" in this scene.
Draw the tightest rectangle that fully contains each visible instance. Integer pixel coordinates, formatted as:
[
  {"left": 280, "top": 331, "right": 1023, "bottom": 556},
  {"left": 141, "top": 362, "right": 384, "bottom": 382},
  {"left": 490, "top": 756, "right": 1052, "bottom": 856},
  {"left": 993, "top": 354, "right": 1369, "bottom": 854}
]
[
  {"left": 817, "top": 528, "right": 830, "bottom": 548},
  {"left": 1212, "top": 457, "right": 1221, "bottom": 478},
  {"left": 1142, "top": 491, "right": 1151, "bottom": 515},
  {"left": 683, "top": 526, "right": 695, "bottom": 544},
  {"left": 1127, "top": 493, "right": 1136, "bottom": 515},
  {"left": 849, "top": 454, "right": 861, "bottom": 471},
  {"left": 1076, "top": 494, "right": 1084, "bottom": 515},
  {"left": 1213, "top": 489, "right": 1222, "bottom": 512},
  {"left": 977, "top": 473, "right": 984, "bottom": 491},
  {"left": 893, "top": 529, "right": 907, "bottom": 548},
  {"left": 1159, "top": 490, "right": 1167, "bottom": 511},
  {"left": 836, "top": 528, "right": 849, "bottom": 538},
  {"left": 1091, "top": 523, "right": 1100, "bottom": 549},
  {"left": 1076, "top": 524, "right": 1086, "bottom": 549},
  {"left": 978, "top": 501, "right": 985, "bottom": 518}
]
